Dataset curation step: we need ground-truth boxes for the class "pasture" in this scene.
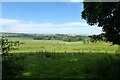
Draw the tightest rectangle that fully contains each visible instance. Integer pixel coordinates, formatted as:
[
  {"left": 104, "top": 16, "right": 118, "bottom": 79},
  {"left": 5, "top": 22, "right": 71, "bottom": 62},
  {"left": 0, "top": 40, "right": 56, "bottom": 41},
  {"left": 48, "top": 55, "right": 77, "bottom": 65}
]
[
  {"left": 2, "top": 36, "right": 120, "bottom": 78},
  {"left": 9, "top": 37, "right": 119, "bottom": 54}
]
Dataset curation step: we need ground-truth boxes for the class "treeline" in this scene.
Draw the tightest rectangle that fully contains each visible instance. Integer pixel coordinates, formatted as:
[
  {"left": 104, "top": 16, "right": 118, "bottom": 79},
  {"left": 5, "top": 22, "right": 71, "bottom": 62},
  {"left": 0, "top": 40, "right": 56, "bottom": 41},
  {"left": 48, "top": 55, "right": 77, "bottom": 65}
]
[
  {"left": 2, "top": 33, "right": 88, "bottom": 42},
  {"left": 2, "top": 32, "right": 108, "bottom": 43},
  {"left": 34, "top": 34, "right": 87, "bottom": 42},
  {"left": 2, "top": 33, "right": 35, "bottom": 38}
]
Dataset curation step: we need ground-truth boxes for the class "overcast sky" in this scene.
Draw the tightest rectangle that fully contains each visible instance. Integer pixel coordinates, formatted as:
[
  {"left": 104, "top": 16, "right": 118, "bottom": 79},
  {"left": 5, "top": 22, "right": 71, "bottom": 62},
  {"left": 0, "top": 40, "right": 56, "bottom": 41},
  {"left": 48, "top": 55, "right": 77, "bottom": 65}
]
[{"left": 1, "top": 2, "right": 103, "bottom": 35}]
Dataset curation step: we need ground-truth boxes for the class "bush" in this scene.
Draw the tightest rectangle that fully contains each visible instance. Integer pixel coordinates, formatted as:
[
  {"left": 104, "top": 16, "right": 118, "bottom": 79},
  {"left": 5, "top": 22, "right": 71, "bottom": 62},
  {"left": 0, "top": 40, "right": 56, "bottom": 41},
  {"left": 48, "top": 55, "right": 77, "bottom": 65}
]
[
  {"left": 1, "top": 37, "right": 25, "bottom": 79},
  {"left": 2, "top": 54, "right": 25, "bottom": 78}
]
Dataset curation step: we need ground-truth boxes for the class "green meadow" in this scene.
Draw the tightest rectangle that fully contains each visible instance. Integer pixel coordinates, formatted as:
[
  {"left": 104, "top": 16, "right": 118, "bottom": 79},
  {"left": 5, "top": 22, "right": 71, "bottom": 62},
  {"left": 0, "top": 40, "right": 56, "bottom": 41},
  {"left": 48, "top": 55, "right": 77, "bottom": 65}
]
[
  {"left": 2, "top": 36, "right": 120, "bottom": 78},
  {"left": 16, "top": 52, "right": 119, "bottom": 78},
  {"left": 9, "top": 37, "right": 118, "bottom": 54}
]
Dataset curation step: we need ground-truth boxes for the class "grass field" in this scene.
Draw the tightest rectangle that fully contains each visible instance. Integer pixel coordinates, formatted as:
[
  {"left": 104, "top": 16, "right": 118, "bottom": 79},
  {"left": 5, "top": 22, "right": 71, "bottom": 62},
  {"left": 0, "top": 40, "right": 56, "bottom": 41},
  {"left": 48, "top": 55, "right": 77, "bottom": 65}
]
[
  {"left": 4, "top": 52, "right": 119, "bottom": 78},
  {"left": 2, "top": 37, "right": 120, "bottom": 78},
  {"left": 9, "top": 37, "right": 119, "bottom": 54}
]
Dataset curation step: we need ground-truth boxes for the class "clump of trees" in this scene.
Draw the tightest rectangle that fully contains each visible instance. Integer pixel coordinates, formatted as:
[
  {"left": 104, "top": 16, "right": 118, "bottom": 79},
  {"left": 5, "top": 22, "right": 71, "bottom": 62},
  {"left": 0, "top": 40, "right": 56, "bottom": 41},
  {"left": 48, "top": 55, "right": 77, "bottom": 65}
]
[
  {"left": 88, "top": 33, "right": 106, "bottom": 43},
  {"left": 34, "top": 34, "right": 86, "bottom": 42}
]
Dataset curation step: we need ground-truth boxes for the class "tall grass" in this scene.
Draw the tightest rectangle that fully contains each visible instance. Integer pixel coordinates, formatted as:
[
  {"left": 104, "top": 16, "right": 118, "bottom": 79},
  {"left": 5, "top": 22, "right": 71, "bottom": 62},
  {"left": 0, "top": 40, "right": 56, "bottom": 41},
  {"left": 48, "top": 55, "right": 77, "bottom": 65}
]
[{"left": 3, "top": 52, "right": 119, "bottom": 78}]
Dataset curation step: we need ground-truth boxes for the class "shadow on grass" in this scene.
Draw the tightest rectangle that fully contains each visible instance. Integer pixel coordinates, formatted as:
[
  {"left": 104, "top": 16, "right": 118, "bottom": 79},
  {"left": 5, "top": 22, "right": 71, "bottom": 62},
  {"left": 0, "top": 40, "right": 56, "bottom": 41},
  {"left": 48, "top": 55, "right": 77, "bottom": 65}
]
[{"left": 1, "top": 52, "right": 120, "bottom": 79}]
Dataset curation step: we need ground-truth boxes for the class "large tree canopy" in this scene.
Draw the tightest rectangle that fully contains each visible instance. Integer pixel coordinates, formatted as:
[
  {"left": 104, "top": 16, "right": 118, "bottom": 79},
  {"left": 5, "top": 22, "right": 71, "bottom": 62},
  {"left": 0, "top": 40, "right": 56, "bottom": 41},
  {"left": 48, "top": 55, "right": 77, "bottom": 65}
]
[{"left": 82, "top": 2, "right": 120, "bottom": 45}]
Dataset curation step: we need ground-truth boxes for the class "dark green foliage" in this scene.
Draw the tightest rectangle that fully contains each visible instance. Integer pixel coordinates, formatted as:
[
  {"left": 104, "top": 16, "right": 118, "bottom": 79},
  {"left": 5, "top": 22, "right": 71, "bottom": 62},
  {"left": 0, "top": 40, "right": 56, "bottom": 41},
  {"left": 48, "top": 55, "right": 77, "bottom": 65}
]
[
  {"left": 96, "top": 55, "right": 120, "bottom": 78},
  {"left": 83, "top": 54, "right": 120, "bottom": 78},
  {"left": 82, "top": 2, "right": 120, "bottom": 45},
  {"left": 1, "top": 51, "right": 120, "bottom": 78},
  {"left": 43, "top": 52, "right": 52, "bottom": 59},
  {"left": 89, "top": 33, "right": 106, "bottom": 42},
  {"left": 1, "top": 37, "right": 25, "bottom": 78},
  {"left": 2, "top": 54, "right": 25, "bottom": 78}
]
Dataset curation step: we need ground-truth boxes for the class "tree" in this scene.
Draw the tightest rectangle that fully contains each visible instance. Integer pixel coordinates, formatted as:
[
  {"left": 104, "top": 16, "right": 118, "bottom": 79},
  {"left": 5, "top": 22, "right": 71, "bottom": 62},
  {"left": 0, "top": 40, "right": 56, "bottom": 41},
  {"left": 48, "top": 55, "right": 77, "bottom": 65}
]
[
  {"left": 1, "top": 37, "right": 21, "bottom": 54},
  {"left": 1, "top": 37, "right": 25, "bottom": 78},
  {"left": 82, "top": 2, "right": 120, "bottom": 45},
  {"left": 89, "top": 33, "right": 106, "bottom": 43}
]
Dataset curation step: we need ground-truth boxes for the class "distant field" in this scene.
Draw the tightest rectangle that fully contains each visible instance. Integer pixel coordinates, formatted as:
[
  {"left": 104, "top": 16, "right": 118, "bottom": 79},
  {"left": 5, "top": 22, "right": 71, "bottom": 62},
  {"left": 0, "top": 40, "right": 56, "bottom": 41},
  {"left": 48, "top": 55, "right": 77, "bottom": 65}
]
[{"left": 9, "top": 37, "right": 119, "bottom": 54}]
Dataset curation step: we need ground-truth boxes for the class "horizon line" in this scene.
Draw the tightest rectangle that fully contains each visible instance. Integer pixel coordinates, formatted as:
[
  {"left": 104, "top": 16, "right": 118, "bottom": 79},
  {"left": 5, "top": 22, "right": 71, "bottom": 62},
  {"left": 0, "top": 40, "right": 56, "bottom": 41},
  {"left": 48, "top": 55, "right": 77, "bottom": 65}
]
[{"left": 0, "top": 31, "right": 102, "bottom": 36}]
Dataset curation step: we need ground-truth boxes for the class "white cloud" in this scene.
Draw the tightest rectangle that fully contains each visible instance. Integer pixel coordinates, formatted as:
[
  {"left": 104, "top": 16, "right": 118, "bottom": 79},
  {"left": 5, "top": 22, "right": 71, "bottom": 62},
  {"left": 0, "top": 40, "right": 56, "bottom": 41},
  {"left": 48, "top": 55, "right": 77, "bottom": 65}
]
[
  {"left": 56, "top": 22, "right": 89, "bottom": 27},
  {"left": 0, "top": 18, "right": 20, "bottom": 25},
  {"left": 0, "top": 18, "right": 102, "bottom": 35}
]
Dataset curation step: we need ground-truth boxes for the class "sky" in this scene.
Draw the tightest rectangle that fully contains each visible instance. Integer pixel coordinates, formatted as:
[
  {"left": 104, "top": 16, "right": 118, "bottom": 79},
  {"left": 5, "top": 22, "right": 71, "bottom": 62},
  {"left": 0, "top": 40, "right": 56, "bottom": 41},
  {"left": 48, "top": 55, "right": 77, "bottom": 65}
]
[{"left": 1, "top": 1, "right": 103, "bottom": 35}]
